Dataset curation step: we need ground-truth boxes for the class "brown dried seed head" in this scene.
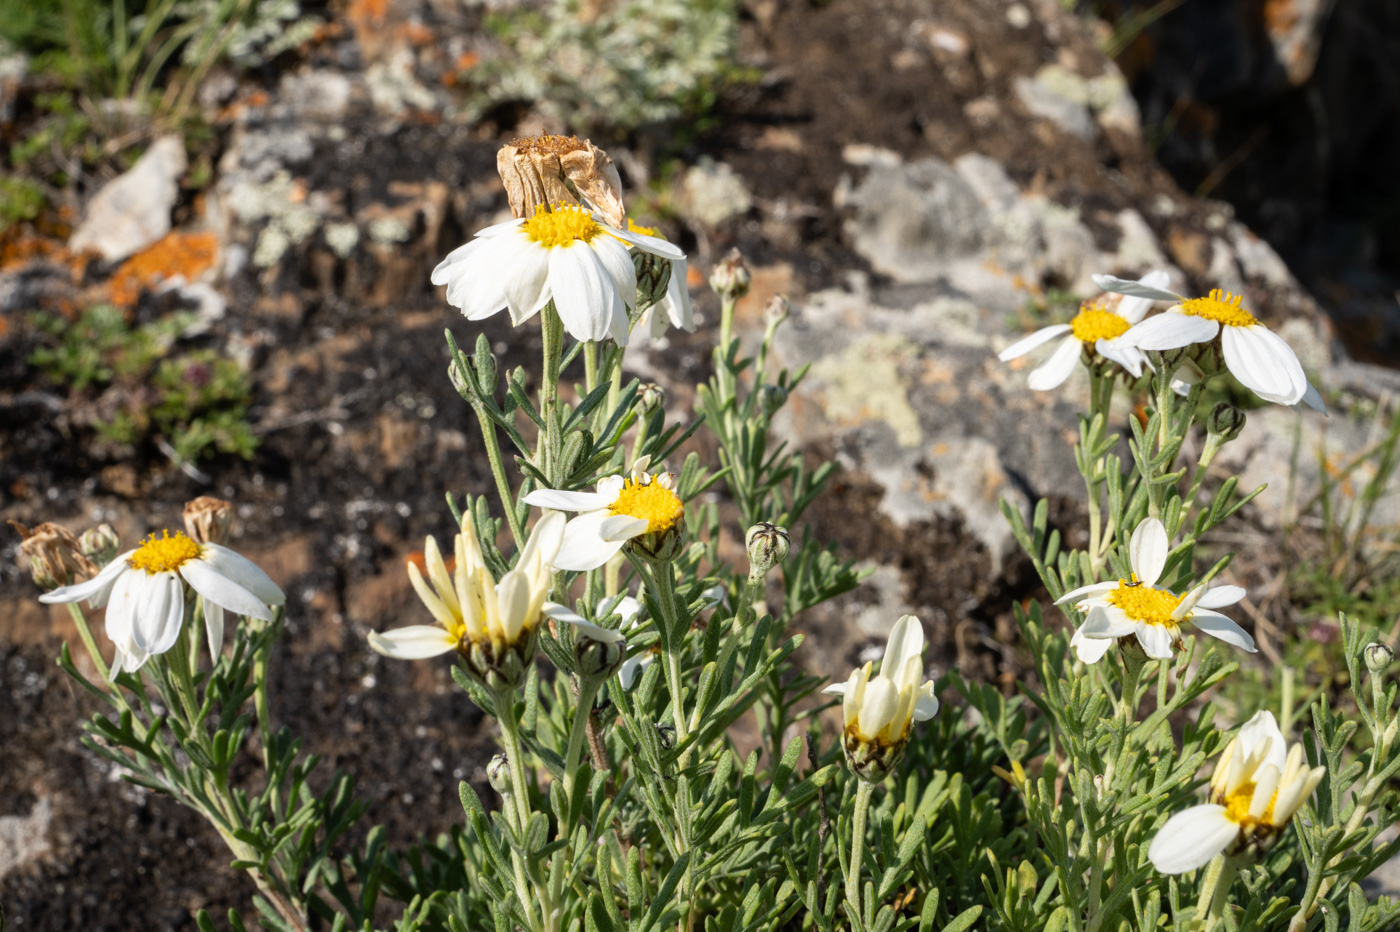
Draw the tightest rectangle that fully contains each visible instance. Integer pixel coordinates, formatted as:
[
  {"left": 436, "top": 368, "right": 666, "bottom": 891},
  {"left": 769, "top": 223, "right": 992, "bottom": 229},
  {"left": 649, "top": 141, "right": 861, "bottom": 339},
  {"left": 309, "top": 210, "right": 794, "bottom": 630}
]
[
  {"left": 497, "top": 134, "right": 626, "bottom": 228},
  {"left": 9, "top": 520, "right": 97, "bottom": 590},
  {"left": 183, "top": 496, "right": 234, "bottom": 545}
]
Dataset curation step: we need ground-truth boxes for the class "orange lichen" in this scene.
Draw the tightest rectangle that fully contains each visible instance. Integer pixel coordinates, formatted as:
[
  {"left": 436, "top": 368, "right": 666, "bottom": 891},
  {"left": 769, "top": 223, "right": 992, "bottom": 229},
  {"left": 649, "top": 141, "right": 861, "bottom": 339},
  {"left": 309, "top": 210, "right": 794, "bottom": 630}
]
[{"left": 107, "top": 232, "right": 219, "bottom": 307}]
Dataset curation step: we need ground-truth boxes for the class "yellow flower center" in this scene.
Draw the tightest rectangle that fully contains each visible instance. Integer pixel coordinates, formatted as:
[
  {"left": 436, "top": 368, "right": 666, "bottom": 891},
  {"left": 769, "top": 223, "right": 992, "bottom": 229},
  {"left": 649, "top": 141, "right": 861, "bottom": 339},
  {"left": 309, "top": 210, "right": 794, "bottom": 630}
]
[
  {"left": 1070, "top": 305, "right": 1131, "bottom": 343},
  {"left": 627, "top": 218, "right": 658, "bottom": 237},
  {"left": 1106, "top": 579, "right": 1182, "bottom": 627},
  {"left": 128, "top": 530, "right": 202, "bottom": 575},
  {"left": 610, "top": 478, "right": 684, "bottom": 534},
  {"left": 1223, "top": 781, "right": 1277, "bottom": 827},
  {"left": 1179, "top": 289, "right": 1258, "bottom": 328},
  {"left": 523, "top": 204, "right": 603, "bottom": 248}
]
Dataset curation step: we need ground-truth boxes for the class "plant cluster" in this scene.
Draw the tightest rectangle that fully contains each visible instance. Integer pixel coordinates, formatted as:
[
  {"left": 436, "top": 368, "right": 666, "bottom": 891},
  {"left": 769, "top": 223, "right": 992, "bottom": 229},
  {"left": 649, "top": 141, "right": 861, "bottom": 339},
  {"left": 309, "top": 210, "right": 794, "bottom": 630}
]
[
  {"left": 19, "top": 137, "right": 1400, "bottom": 932},
  {"left": 28, "top": 304, "right": 258, "bottom": 463}
]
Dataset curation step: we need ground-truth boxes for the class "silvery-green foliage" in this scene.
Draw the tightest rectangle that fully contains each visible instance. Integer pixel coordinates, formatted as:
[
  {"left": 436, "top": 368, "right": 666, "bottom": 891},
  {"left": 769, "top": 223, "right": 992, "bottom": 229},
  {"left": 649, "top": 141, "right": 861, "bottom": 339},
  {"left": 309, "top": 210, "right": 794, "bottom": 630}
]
[{"left": 466, "top": 0, "right": 736, "bottom": 132}]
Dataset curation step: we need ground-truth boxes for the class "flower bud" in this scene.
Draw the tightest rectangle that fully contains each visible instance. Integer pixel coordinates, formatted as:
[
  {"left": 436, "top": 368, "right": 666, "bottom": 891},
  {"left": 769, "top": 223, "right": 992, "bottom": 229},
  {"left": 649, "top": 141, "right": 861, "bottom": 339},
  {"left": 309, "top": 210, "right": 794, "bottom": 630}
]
[
  {"left": 745, "top": 522, "right": 790, "bottom": 575},
  {"left": 1158, "top": 346, "right": 1193, "bottom": 372},
  {"left": 497, "top": 134, "right": 626, "bottom": 228},
  {"left": 709, "top": 249, "right": 750, "bottom": 302},
  {"left": 574, "top": 625, "right": 626, "bottom": 680},
  {"left": 764, "top": 294, "right": 790, "bottom": 328},
  {"left": 633, "top": 250, "right": 672, "bottom": 315},
  {"left": 448, "top": 358, "right": 477, "bottom": 400},
  {"left": 1206, "top": 403, "right": 1247, "bottom": 444},
  {"left": 1366, "top": 642, "right": 1394, "bottom": 675},
  {"left": 487, "top": 753, "right": 511, "bottom": 794},
  {"left": 472, "top": 333, "right": 498, "bottom": 391},
  {"left": 655, "top": 722, "right": 676, "bottom": 750},
  {"left": 9, "top": 520, "right": 96, "bottom": 590},
  {"left": 79, "top": 523, "right": 121, "bottom": 567},
  {"left": 758, "top": 383, "right": 788, "bottom": 418},
  {"left": 638, "top": 383, "right": 666, "bottom": 416},
  {"left": 183, "top": 496, "right": 234, "bottom": 545}
]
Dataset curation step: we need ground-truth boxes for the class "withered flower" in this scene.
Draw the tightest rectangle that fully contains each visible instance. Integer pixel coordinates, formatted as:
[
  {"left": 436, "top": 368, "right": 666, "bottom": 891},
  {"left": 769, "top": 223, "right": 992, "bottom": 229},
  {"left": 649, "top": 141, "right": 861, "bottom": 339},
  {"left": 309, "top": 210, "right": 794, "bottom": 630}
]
[
  {"left": 497, "top": 134, "right": 626, "bottom": 228},
  {"left": 10, "top": 520, "right": 97, "bottom": 590},
  {"left": 183, "top": 496, "right": 234, "bottom": 546}
]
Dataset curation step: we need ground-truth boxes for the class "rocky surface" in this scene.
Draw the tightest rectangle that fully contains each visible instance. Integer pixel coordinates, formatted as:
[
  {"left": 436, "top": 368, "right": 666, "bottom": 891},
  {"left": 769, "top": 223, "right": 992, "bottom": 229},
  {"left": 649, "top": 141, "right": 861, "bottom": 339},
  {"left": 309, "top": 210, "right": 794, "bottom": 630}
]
[{"left": 2, "top": 0, "right": 1399, "bottom": 925}]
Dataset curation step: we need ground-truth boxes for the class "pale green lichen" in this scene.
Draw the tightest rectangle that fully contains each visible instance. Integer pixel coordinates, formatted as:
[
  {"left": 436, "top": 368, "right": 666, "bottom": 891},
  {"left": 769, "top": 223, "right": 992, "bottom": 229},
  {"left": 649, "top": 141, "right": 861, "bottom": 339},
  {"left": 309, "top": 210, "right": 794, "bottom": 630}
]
[{"left": 810, "top": 334, "right": 922, "bottom": 448}]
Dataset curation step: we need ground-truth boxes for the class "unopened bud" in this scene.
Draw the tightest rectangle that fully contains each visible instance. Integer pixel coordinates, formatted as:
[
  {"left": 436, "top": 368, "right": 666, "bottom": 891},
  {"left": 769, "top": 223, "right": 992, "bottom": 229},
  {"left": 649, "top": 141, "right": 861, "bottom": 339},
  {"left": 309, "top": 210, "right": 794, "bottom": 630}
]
[
  {"left": 638, "top": 383, "right": 665, "bottom": 416},
  {"left": 745, "top": 522, "right": 790, "bottom": 576},
  {"left": 448, "top": 358, "right": 477, "bottom": 400},
  {"left": 472, "top": 333, "right": 498, "bottom": 390},
  {"left": 655, "top": 722, "right": 676, "bottom": 750},
  {"left": 709, "top": 249, "right": 750, "bottom": 302},
  {"left": 79, "top": 524, "right": 120, "bottom": 567},
  {"left": 1366, "top": 642, "right": 1394, "bottom": 675},
  {"left": 487, "top": 753, "right": 511, "bottom": 794},
  {"left": 633, "top": 250, "right": 672, "bottom": 314},
  {"left": 758, "top": 383, "right": 788, "bottom": 418},
  {"left": 497, "top": 134, "right": 625, "bottom": 227},
  {"left": 9, "top": 520, "right": 96, "bottom": 590},
  {"left": 183, "top": 496, "right": 234, "bottom": 545},
  {"left": 573, "top": 624, "right": 626, "bottom": 680},
  {"left": 1206, "top": 403, "right": 1247, "bottom": 444},
  {"left": 764, "top": 294, "right": 790, "bottom": 328}
]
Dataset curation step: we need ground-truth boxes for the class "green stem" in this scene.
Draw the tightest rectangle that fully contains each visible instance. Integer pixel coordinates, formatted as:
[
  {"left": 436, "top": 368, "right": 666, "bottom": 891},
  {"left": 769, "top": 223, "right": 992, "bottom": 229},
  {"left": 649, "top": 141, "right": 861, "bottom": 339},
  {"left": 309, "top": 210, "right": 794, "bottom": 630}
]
[
  {"left": 66, "top": 601, "right": 112, "bottom": 685},
  {"left": 719, "top": 297, "right": 737, "bottom": 359},
  {"left": 1195, "top": 855, "right": 1239, "bottom": 932},
  {"left": 561, "top": 678, "right": 601, "bottom": 806},
  {"left": 472, "top": 403, "right": 527, "bottom": 551},
  {"left": 540, "top": 303, "right": 565, "bottom": 484},
  {"left": 252, "top": 611, "right": 280, "bottom": 772},
  {"left": 845, "top": 780, "right": 876, "bottom": 931},
  {"left": 1085, "top": 835, "right": 1108, "bottom": 931},
  {"left": 1119, "top": 652, "right": 1145, "bottom": 721},
  {"left": 495, "top": 687, "right": 548, "bottom": 932},
  {"left": 584, "top": 341, "right": 599, "bottom": 395}
]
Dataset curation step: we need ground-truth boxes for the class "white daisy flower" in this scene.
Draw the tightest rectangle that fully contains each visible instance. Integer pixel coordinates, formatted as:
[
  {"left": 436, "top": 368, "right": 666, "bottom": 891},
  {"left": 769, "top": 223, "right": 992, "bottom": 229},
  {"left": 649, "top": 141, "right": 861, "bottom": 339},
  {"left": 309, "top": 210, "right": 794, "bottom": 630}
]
[
  {"left": 39, "top": 530, "right": 284, "bottom": 680},
  {"left": 998, "top": 271, "right": 1168, "bottom": 389},
  {"left": 824, "top": 614, "right": 939, "bottom": 781},
  {"left": 430, "top": 204, "right": 685, "bottom": 346},
  {"left": 1149, "top": 711, "right": 1326, "bottom": 874},
  {"left": 1056, "top": 517, "right": 1255, "bottom": 662},
  {"left": 627, "top": 220, "right": 694, "bottom": 339},
  {"left": 1092, "top": 274, "right": 1325, "bottom": 411},
  {"left": 543, "top": 601, "right": 628, "bottom": 679},
  {"left": 522, "top": 468, "right": 686, "bottom": 571}
]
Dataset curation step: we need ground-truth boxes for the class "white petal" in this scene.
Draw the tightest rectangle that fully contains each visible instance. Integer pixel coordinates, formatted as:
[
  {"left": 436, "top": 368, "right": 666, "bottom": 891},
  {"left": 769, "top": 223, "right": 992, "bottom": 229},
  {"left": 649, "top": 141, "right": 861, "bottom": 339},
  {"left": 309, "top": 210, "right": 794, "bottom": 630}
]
[
  {"left": 596, "top": 474, "right": 627, "bottom": 497},
  {"left": 1054, "top": 581, "right": 1118, "bottom": 605},
  {"left": 1189, "top": 610, "right": 1256, "bottom": 653},
  {"left": 102, "top": 572, "right": 139, "bottom": 652},
  {"left": 1123, "top": 312, "right": 1219, "bottom": 351},
  {"left": 198, "top": 545, "right": 285, "bottom": 605},
  {"left": 204, "top": 601, "right": 225, "bottom": 662},
  {"left": 912, "top": 681, "right": 939, "bottom": 721},
  {"left": 1221, "top": 325, "right": 1306, "bottom": 406},
  {"left": 549, "top": 245, "right": 614, "bottom": 343},
  {"left": 38, "top": 553, "right": 132, "bottom": 606},
  {"left": 997, "top": 324, "right": 1072, "bottom": 361},
  {"left": 857, "top": 677, "right": 901, "bottom": 741},
  {"left": 1129, "top": 517, "right": 1169, "bottom": 587},
  {"left": 619, "top": 654, "right": 651, "bottom": 690},
  {"left": 1194, "top": 585, "right": 1246, "bottom": 609},
  {"left": 553, "top": 511, "right": 625, "bottom": 572},
  {"left": 1080, "top": 605, "right": 1137, "bottom": 639},
  {"left": 472, "top": 217, "right": 527, "bottom": 239},
  {"left": 1147, "top": 805, "right": 1239, "bottom": 874},
  {"left": 598, "top": 514, "right": 649, "bottom": 543},
  {"left": 1026, "top": 336, "right": 1083, "bottom": 390},
  {"left": 524, "top": 489, "right": 613, "bottom": 512},
  {"left": 880, "top": 614, "right": 925, "bottom": 688},
  {"left": 823, "top": 682, "right": 848, "bottom": 697},
  {"left": 518, "top": 509, "right": 566, "bottom": 572},
  {"left": 1135, "top": 623, "right": 1175, "bottom": 660},
  {"left": 591, "top": 235, "right": 638, "bottom": 312},
  {"left": 146, "top": 573, "right": 187, "bottom": 656},
  {"left": 1115, "top": 271, "right": 1173, "bottom": 324},
  {"left": 501, "top": 242, "right": 553, "bottom": 325},
  {"left": 368, "top": 626, "right": 458, "bottom": 659},
  {"left": 608, "top": 224, "right": 685, "bottom": 259},
  {"left": 1071, "top": 627, "right": 1116, "bottom": 663},
  {"left": 600, "top": 593, "right": 642, "bottom": 627},
  {"left": 495, "top": 570, "right": 531, "bottom": 643},
  {"left": 129, "top": 574, "right": 175, "bottom": 655},
  {"left": 1296, "top": 380, "right": 1327, "bottom": 414},
  {"left": 1236, "top": 711, "right": 1288, "bottom": 775},
  {"left": 547, "top": 603, "right": 626, "bottom": 645},
  {"left": 181, "top": 558, "right": 274, "bottom": 622},
  {"left": 1095, "top": 339, "right": 1146, "bottom": 377},
  {"left": 1092, "top": 274, "right": 1184, "bottom": 303},
  {"left": 663, "top": 257, "right": 694, "bottom": 330}
]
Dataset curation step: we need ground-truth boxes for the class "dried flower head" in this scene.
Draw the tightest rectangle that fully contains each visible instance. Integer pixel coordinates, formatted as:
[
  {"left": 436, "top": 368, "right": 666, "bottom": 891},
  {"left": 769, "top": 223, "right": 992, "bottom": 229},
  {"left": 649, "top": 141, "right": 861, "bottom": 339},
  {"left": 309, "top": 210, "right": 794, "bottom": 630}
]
[
  {"left": 10, "top": 520, "right": 97, "bottom": 590},
  {"left": 497, "top": 134, "right": 626, "bottom": 228},
  {"left": 183, "top": 496, "right": 235, "bottom": 546}
]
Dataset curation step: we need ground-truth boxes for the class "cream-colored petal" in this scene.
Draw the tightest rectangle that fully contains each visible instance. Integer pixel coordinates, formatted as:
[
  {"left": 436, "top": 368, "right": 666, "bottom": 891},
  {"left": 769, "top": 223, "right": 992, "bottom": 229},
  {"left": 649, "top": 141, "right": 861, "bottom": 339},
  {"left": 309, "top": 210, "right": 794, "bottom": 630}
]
[
  {"left": 857, "top": 677, "right": 900, "bottom": 743},
  {"left": 407, "top": 561, "right": 458, "bottom": 630},
  {"left": 880, "top": 614, "right": 925, "bottom": 687},
  {"left": 423, "top": 536, "right": 460, "bottom": 619},
  {"left": 1250, "top": 764, "right": 1281, "bottom": 820},
  {"left": 912, "top": 680, "right": 939, "bottom": 722},
  {"left": 495, "top": 570, "right": 531, "bottom": 643},
  {"left": 1237, "top": 711, "right": 1288, "bottom": 775}
]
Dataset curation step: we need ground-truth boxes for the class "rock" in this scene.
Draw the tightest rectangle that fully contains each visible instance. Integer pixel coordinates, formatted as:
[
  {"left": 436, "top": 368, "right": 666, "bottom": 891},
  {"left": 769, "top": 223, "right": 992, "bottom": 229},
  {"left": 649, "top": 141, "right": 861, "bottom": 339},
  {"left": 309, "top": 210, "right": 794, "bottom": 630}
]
[
  {"left": 0, "top": 796, "right": 52, "bottom": 879},
  {"left": 1265, "top": 0, "right": 1338, "bottom": 86},
  {"left": 68, "top": 136, "right": 187, "bottom": 263},
  {"left": 279, "top": 69, "right": 355, "bottom": 122},
  {"left": 679, "top": 158, "right": 753, "bottom": 228},
  {"left": 842, "top": 157, "right": 988, "bottom": 280},
  {"left": 1014, "top": 72, "right": 1096, "bottom": 141}
]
